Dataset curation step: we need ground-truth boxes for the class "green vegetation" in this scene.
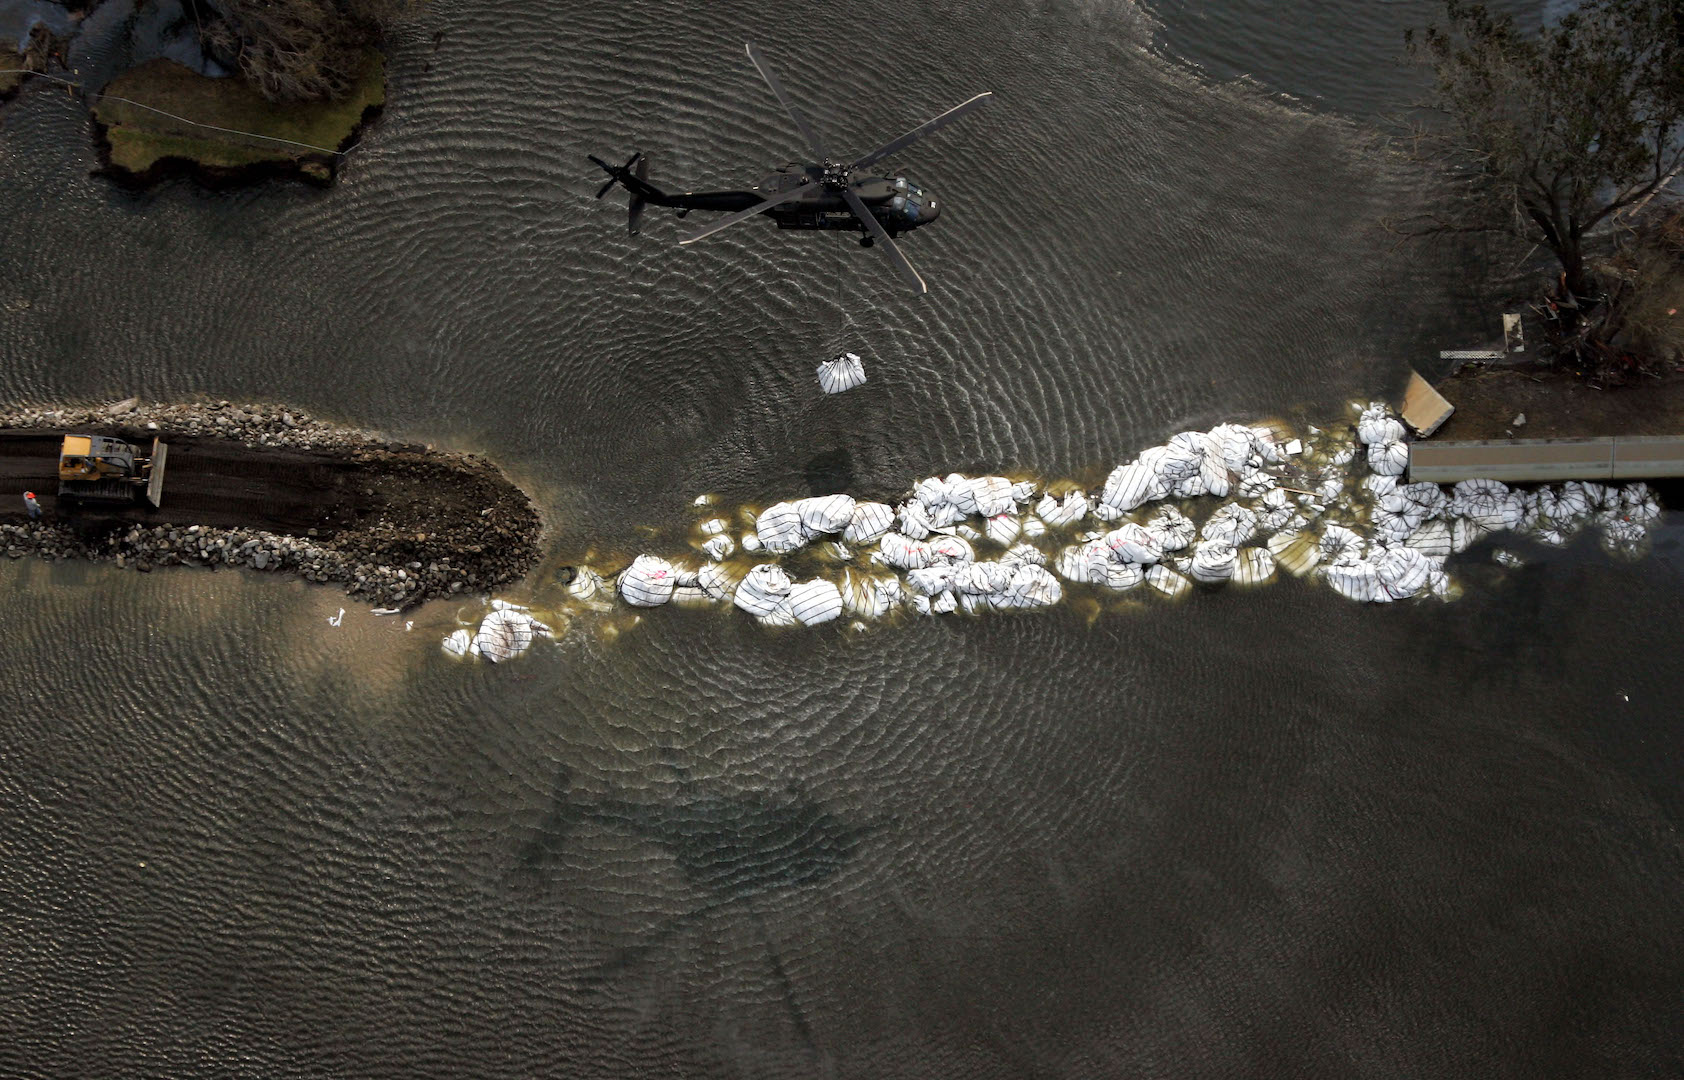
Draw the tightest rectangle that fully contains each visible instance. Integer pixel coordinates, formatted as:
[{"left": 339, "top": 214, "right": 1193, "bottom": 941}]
[
  {"left": 91, "top": 52, "right": 384, "bottom": 182},
  {"left": 1400, "top": 0, "right": 1684, "bottom": 377}
]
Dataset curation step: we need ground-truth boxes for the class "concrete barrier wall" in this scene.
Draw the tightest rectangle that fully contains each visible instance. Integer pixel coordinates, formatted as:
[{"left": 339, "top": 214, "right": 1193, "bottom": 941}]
[{"left": 1410, "top": 435, "right": 1684, "bottom": 483}]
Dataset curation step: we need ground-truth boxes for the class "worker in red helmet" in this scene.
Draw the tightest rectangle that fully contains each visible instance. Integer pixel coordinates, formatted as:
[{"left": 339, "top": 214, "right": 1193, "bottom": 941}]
[{"left": 23, "top": 491, "right": 41, "bottom": 520}]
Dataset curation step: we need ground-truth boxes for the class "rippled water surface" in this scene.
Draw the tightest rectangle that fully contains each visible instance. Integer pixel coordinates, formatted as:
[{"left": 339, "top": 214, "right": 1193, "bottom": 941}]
[{"left": 2, "top": 0, "right": 1682, "bottom": 1076}]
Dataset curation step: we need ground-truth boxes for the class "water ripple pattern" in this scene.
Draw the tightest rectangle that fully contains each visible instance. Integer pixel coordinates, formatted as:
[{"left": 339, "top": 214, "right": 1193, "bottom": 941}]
[{"left": 2, "top": 0, "right": 1682, "bottom": 1076}]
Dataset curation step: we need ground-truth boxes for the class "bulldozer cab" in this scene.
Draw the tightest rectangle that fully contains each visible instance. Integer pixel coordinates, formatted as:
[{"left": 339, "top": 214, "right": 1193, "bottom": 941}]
[
  {"left": 59, "top": 435, "right": 138, "bottom": 482},
  {"left": 56, "top": 434, "right": 166, "bottom": 507}
]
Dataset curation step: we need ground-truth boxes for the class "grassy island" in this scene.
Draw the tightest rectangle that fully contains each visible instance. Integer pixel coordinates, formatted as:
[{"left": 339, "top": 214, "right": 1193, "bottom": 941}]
[{"left": 90, "top": 51, "right": 384, "bottom": 186}]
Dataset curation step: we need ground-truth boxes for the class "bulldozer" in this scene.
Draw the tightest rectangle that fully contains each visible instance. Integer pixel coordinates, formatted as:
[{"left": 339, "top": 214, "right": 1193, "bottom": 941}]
[{"left": 57, "top": 434, "right": 168, "bottom": 508}]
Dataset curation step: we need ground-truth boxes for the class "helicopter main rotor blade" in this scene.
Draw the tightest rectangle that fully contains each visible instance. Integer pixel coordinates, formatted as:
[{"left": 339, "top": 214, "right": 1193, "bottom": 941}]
[
  {"left": 678, "top": 182, "right": 813, "bottom": 245},
  {"left": 841, "top": 186, "right": 927, "bottom": 295},
  {"left": 849, "top": 92, "right": 993, "bottom": 172},
  {"left": 745, "top": 43, "right": 828, "bottom": 161}
]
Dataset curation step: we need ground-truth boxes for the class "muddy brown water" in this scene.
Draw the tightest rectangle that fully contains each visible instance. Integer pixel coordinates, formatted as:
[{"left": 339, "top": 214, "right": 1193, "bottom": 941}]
[{"left": 1, "top": 1, "right": 1681, "bottom": 1077}]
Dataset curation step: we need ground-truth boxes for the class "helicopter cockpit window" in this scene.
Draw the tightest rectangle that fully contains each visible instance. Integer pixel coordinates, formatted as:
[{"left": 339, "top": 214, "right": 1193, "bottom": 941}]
[
  {"left": 891, "top": 195, "right": 906, "bottom": 209},
  {"left": 893, "top": 178, "right": 909, "bottom": 194}
]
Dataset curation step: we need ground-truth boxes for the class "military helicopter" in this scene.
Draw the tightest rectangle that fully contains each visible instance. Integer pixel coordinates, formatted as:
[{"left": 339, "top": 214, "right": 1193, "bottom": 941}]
[{"left": 589, "top": 44, "right": 992, "bottom": 294}]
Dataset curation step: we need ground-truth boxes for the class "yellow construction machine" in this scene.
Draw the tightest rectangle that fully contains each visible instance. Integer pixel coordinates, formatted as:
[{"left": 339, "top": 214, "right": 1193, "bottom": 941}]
[{"left": 57, "top": 434, "right": 168, "bottom": 507}]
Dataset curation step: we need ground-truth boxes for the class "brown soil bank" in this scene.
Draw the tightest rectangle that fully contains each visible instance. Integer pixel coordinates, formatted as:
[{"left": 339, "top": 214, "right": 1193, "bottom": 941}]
[
  {"left": 1432, "top": 362, "right": 1684, "bottom": 441},
  {"left": 0, "top": 400, "right": 539, "bottom": 607}
]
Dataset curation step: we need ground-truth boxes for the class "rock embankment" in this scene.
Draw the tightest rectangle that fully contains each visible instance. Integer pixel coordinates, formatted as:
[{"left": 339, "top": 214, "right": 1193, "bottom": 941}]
[{"left": 0, "top": 398, "right": 540, "bottom": 607}]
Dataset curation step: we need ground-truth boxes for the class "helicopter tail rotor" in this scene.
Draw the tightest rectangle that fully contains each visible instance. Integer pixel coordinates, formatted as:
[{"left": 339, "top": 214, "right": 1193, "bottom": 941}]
[{"left": 589, "top": 153, "right": 663, "bottom": 234}]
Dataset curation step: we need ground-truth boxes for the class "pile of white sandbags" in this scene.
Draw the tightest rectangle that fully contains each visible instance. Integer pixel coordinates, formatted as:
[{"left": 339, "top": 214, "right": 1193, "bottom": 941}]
[
  {"left": 442, "top": 600, "right": 553, "bottom": 662},
  {"left": 445, "top": 401, "right": 1671, "bottom": 659}
]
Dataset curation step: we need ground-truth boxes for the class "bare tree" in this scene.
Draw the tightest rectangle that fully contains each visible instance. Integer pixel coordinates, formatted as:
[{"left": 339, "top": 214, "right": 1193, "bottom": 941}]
[
  {"left": 1397, "top": 0, "right": 1684, "bottom": 364},
  {"left": 198, "top": 0, "right": 413, "bottom": 103}
]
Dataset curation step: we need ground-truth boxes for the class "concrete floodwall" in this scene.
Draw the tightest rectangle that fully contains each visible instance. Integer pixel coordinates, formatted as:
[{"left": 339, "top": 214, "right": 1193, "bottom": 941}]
[{"left": 1409, "top": 435, "right": 1684, "bottom": 483}]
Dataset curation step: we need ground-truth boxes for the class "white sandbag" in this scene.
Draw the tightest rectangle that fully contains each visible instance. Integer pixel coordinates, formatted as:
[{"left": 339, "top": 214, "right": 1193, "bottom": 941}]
[
  {"left": 817, "top": 352, "right": 868, "bottom": 394},
  {"left": 741, "top": 532, "right": 763, "bottom": 552},
  {"left": 1189, "top": 540, "right": 1237, "bottom": 583},
  {"left": 1198, "top": 449, "right": 1231, "bottom": 498},
  {"left": 1450, "top": 516, "right": 1490, "bottom": 554},
  {"left": 442, "top": 628, "right": 473, "bottom": 657},
  {"left": 841, "top": 570, "right": 902, "bottom": 618},
  {"left": 696, "top": 561, "right": 741, "bottom": 598},
  {"left": 758, "top": 604, "right": 799, "bottom": 627},
  {"left": 672, "top": 584, "right": 719, "bottom": 607},
  {"left": 568, "top": 567, "right": 605, "bottom": 602},
  {"left": 1237, "top": 472, "right": 1276, "bottom": 499},
  {"left": 1619, "top": 483, "right": 1662, "bottom": 523},
  {"left": 1171, "top": 473, "right": 1210, "bottom": 500},
  {"left": 788, "top": 580, "right": 844, "bottom": 625},
  {"left": 1200, "top": 504, "right": 1258, "bottom": 547},
  {"left": 1363, "top": 474, "right": 1398, "bottom": 498},
  {"left": 701, "top": 534, "right": 734, "bottom": 561},
  {"left": 1319, "top": 525, "right": 1366, "bottom": 563},
  {"left": 896, "top": 500, "right": 934, "bottom": 540},
  {"left": 755, "top": 502, "right": 810, "bottom": 554},
  {"left": 795, "top": 494, "right": 857, "bottom": 535},
  {"left": 956, "top": 523, "right": 983, "bottom": 543},
  {"left": 1371, "top": 508, "right": 1421, "bottom": 545},
  {"left": 954, "top": 562, "right": 1015, "bottom": 595},
  {"left": 1568, "top": 481, "right": 1616, "bottom": 510},
  {"left": 1207, "top": 424, "right": 1258, "bottom": 472},
  {"left": 1367, "top": 440, "right": 1409, "bottom": 476},
  {"left": 931, "top": 590, "right": 959, "bottom": 615},
  {"left": 1373, "top": 545, "right": 1433, "bottom": 599},
  {"left": 844, "top": 502, "right": 895, "bottom": 544},
  {"left": 968, "top": 476, "right": 1016, "bottom": 518},
  {"left": 876, "top": 532, "right": 934, "bottom": 570},
  {"left": 1001, "top": 542, "right": 1048, "bottom": 567},
  {"left": 1398, "top": 482, "right": 1448, "bottom": 517},
  {"left": 907, "top": 566, "right": 959, "bottom": 596},
  {"left": 1090, "top": 500, "right": 1127, "bottom": 522},
  {"left": 1454, "top": 488, "right": 1526, "bottom": 531},
  {"left": 1099, "top": 562, "right": 1145, "bottom": 592},
  {"left": 1601, "top": 516, "right": 1649, "bottom": 557},
  {"left": 1323, "top": 560, "right": 1381, "bottom": 603},
  {"left": 1054, "top": 542, "right": 1104, "bottom": 584},
  {"left": 928, "top": 535, "right": 975, "bottom": 565},
  {"left": 1268, "top": 531, "right": 1321, "bottom": 576},
  {"left": 619, "top": 555, "right": 677, "bottom": 607},
  {"left": 474, "top": 608, "right": 536, "bottom": 662},
  {"left": 673, "top": 565, "right": 701, "bottom": 588},
  {"left": 733, "top": 564, "right": 793, "bottom": 618},
  {"left": 999, "top": 565, "right": 1063, "bottom": 608},
  {"left": 1233, "top": 547, "right": 1276, "bottom": 586},
  {"left": 1146, "top": 564, "right": 1191, "bottom": 599},
  {"left": 1104, "top": 523, "right": 1164, "bottom": 564},
  {"left": 985, "top": 513, "right": 1021, "bottom": 547},
  {"left": 1022, "top": 516, "right": 1048, "bottom": 538},
  {"left": 1357, "top": 412, "right": 1406, "bottom": 447},
  {"left": 1011, "top": 480, "right": 1038, "bottom": 505},
  {"left": 1035, "top": 491, "right": 1090, "bottom": 528},
  {"left": 1145, "top": 507, "right": 1196, "bottom": 552},
  {"left": 927, "top": 501, "right": 965, "bottom": 528},
  {"left": 940, "top": 473, "right": 980, "bottom": 515},
  {"left": 1316, "top": 477, "right": 1344, "bottom": 502},
  {"left": 1100, "top": 462, "right": 1168, "bottom": 511}
]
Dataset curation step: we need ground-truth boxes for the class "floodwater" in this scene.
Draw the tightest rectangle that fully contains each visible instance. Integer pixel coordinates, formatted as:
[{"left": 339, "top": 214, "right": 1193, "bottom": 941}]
[{"left": 1, "top": 0, "right": 1680, "bottom": 1076}]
